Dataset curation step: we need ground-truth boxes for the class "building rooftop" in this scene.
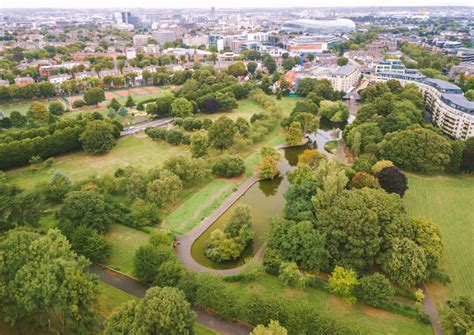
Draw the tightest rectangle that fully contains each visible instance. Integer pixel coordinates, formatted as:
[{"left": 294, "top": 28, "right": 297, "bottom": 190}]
[
  {"left": 332, "top": 65, "right": 359, "bottom": 76},
  {"left": 377, "top": 71, "right": 426, "bottom": 80},
  {"left": 424, "top": 78, "right": 462, "bottom": 92},
  {"left": 441, "top": 94, "right": 474, "bottom": 114}
]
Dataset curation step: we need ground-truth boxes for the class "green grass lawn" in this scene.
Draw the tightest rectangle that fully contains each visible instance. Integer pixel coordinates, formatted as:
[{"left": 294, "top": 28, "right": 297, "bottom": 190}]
[
  {"left": 97, "top": 282, "right": 139, "bottom": 317},
  {"left": 194, "top": 324, "right": 218, "bottom": 335},
  {"left": 0, "top": 98, "right": 63, "bottom": 116},
  {"left": 164, "top": 179, "right": 235, "bottom": 234},
  {"left": 324, "top": 140, "right": 339, "bottom": 154},
  {"left": 0, "top": 87, "right": 169, "bottom": 117},
  {"left": 195, "top": 96, "right": 298, "bottom": 122},
  {"left": 6, "top": 135, "right": 190, "bottom": 190},
  {"left": 104, "top": 223, "right": 150, "bottom": 274},
  {"left": 227, "top": 274, "right": 432, "bottom": 335},
  {"left": 404, "top": 173, "right": 474, "bottom": 308}
]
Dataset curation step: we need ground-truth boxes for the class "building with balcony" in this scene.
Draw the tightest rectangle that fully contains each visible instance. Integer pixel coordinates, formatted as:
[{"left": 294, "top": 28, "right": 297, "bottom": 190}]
[
  {"left": 295, "top": 65, "right": 361, "bottom": 93},
  {"left": 375, "top": 59, "right": 406, "bottom": 74},
  {"left": 370, "top": 72, "right": 474, "bottom": 140}
]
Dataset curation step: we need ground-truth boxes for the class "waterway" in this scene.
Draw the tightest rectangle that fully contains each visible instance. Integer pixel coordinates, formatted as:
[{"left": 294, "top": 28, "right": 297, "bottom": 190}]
[{"left": 190, "top": 145, "right": 306, "bottom": 270}]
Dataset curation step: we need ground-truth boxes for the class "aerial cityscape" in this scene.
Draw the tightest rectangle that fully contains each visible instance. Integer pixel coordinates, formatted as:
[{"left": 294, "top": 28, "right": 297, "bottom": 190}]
[{"left": 0, "top": 3, "right": 473, "bottom": 335}]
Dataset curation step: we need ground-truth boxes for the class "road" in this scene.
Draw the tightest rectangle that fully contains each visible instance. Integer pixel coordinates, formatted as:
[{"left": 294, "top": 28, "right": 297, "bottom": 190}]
[
  {"left": 120, "top": 116, "right": 174, "bottom": 136},
  {"left": 90, "top": 264, "right": 252, "bottom": 335}
]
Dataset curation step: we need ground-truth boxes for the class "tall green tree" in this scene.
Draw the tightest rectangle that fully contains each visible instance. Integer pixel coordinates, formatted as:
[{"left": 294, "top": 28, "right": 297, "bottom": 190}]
[
  {"left": 80, "top": 120, "right": 117, "bottom": 154},
  {"left": 104, "top": 287, "right": 195, "bottom": 335},
  {"left": 286, "top": 121, "right": 303, "bottom": 145},
  {"left": 380, "top": 237, "right": 428, "bottom": 288},
  {"left": 208, "top": 116, "right": 236, "bottom": 151},
  {"left": 0, "top": 229, "right": 99, "bottom": 334},
  {"left": 83, "top": 88, "right": 105, "bottom": 106},
  {"left": 171, "top": 97, "right": 194, "bottom": 118}
]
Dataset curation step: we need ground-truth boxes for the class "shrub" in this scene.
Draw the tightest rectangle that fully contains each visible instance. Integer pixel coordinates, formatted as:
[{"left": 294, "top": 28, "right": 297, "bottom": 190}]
[
  {"left": 356, "top": 273, "right": 394, "bottom": 308},
  {"left": 133, "top": 244, "right": 172, "bottom": 284},
  {"left": 212, "top": 155, "right": 246, "bottom": 178},
  {"left": 73, "top": 99, "right": 86, "bottom": 108},
  {"left": 154, "top": 260, "right": 184, "bottom": 287},
  {"left": 130, "top": 199, "right": 161, "bottom": 227},
  {"left": 262, "top": 248, "right": 283, "bottom": 275},
  {"left": 165, "top": 129, "right": 184, "bottom": 145},
  {"left": 348, "top": 172, "right": 381, "bottom": 190},
  {"left": 328, "top": 266, "right": 357, "bottom": 304},
  {"left": 375, "top": 166, "right": 408, "bottom": 197},
  {"left": 372, "top": 160, "right": 394, "bottom": 174},
  {"left": 48, "top": 101, "right": 65, "bottom": 116}
]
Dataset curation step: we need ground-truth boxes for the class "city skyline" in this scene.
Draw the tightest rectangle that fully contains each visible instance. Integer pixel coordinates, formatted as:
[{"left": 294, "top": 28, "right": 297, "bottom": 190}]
[{"left": 1, "top": 0, "right": 473, "bottom": 9}]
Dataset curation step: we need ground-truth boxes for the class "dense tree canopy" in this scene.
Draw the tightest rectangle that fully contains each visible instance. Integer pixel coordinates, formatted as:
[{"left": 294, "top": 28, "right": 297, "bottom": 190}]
[
  {"left": 378, "top": 126, "right": 452, "bottom": 173},
  {"left": 80, "top": 120, "right": 117, "bottom": 154},
  {"left": 0, "top": 229, "right": 99, "bottom": 334},
  {"left": 104, "top": 286, "right": 195, "bottom": 335},
  {"left": 204, "top": 205, "right": 254, "bottom": 263}
]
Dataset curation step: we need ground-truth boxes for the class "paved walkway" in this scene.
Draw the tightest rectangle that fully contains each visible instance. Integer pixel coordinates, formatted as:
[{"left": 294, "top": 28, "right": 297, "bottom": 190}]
[
  {"left": 175, "top": 175, "right": 260, "bottom": 275},
  {"left": 90, "top": 264, "right": 251, "bottom": 335},
  {"left": 120, "top": 116, "right": 174, "bottom": 136}
]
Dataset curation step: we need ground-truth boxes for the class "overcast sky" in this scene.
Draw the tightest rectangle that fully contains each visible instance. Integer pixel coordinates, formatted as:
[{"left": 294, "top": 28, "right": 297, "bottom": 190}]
[{"left": 1, "top": 0, "right": 473, "bottom": 9}]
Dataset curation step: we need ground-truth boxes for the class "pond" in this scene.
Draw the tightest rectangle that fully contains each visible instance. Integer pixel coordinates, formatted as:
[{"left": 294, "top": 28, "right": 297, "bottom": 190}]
[
  {"left": 319, "top": 117, "right": 347, "bottom": 131},
  {"left": 190, "top": 145, "right": 307, "bottom": 270}
]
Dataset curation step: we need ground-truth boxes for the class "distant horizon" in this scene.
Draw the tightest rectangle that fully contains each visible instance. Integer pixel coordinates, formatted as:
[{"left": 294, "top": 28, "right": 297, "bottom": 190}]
[{"left": 1, "top": 1, "right": 473, "bottom": 10}]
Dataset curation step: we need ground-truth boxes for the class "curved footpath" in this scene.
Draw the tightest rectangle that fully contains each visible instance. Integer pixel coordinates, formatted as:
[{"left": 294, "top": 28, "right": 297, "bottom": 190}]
[
  {"left": 90, "top": 264, "right": 251, "bottom": 335},
  {"left": 175, "top": 174, "right": 260, "bottom": 275},
  {"left": 175, "top": 134, "right": 336, "bottom": 276}
]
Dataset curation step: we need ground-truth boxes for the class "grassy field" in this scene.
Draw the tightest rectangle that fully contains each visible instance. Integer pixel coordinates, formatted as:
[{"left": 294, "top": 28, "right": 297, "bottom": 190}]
[
  {"left": 404, "top": 173, "right": 474, "bottom": 308},
  {"left": 0, "top": 86, "right": 168, "bottom": 117},
  {"left": 104, "top": 223, "right": 150, "bottom": 274},
  {"left": 0, "top": 98, "right": 63, "bottom": 116},
  {"left": 97, "top": 282, "right": 139, "bottom": 317},
  {"left": 5, "top": 134, "right": 190, "bottom": 190},
  {"left": 227, "top": 274, "right": 432, "bottom": 335},
  {"left": 164, "top": 179, "right": 235, "bottom": 234}
]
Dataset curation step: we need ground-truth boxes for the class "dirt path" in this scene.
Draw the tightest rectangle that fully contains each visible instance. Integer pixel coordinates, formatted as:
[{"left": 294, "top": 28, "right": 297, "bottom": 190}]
[
  {"left": 90, "top": 264, "right": 252, "bottom": 335},
  {"left": 418, "top": 284, "right": 443, "bottom": 335}
]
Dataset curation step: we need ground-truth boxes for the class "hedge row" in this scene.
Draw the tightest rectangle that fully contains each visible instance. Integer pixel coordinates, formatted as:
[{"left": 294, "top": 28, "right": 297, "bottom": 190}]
[
  {"left": 0, "top": 125, "right": 84, "bottom": 169},
  {"left": 178, "top": 273, "right": 367, "bottom": 335}
]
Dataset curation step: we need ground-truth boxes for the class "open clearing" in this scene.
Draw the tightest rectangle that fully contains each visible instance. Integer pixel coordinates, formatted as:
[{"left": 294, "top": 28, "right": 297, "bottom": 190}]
[
  {"left": 6, "top": 135, "right": 190, "bottom": 190},
  {"left": 0, "top": 86, "right": 167, "bottom": 116},
  {"left": 104, "top": 223, "right": 150, "bottom": 274},
  {"left": 404, "top": 173, "right": 474, "bottom": 308}
]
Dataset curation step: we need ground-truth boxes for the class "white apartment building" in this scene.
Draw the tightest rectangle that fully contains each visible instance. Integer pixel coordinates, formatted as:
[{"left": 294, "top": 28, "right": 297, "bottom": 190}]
[
  {"left": 49, "top": 74, "right": 72, "bottom": 84},
  {"left": 133, "top": 34, "right": 152, "bottom": 46},
  {"left": 144, "top": 44, "right": 159, "bottom": 54},
  {"left": 126, "top": 48, "right": 137, "bottom": 60},
  {"left": 62, "top": 61, "right": 91, "bottom": 70},
  {"left": 375, "top": 59, "right": 406, "bottom": 73},
  {"left": 75, "top": 71, "right": 98, "bottom": 80},
  {"left": 297, "top": 65, "right": 361, "bottom": 93},
  {"left": 371, "top": 72, "right": 474, "bottom": 140}
]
